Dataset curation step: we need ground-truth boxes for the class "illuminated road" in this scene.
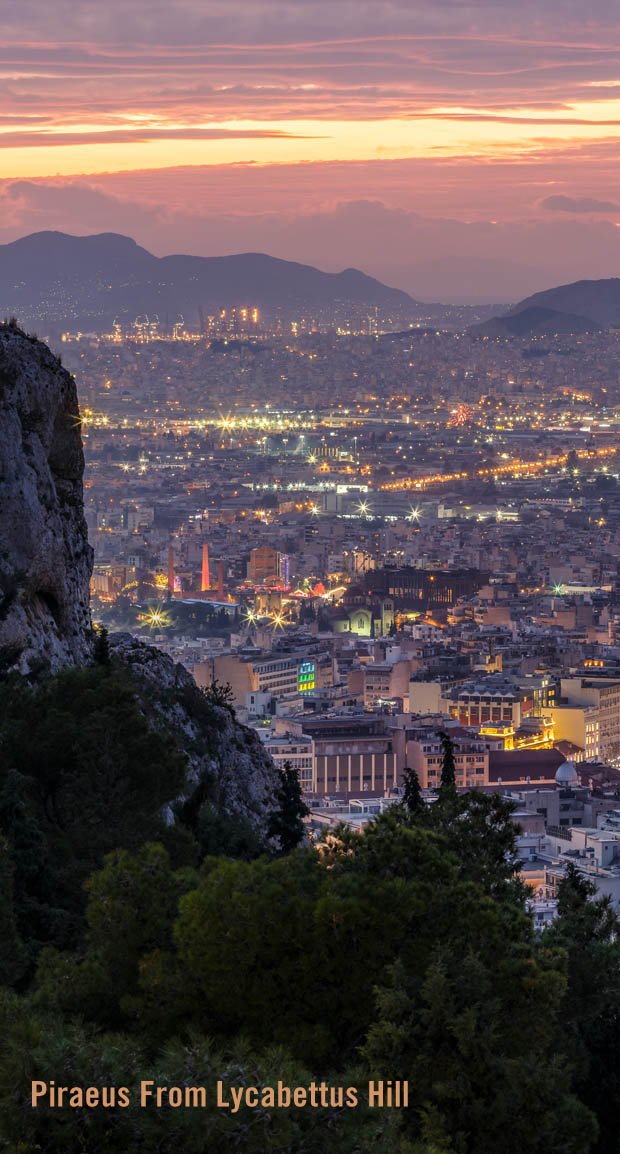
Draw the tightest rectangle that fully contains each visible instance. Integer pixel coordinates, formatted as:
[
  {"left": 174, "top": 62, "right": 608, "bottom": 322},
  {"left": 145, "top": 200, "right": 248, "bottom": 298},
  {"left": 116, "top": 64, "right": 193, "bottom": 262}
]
[{"left": 379, "top": 445, "right": 620, "bottom": 491}]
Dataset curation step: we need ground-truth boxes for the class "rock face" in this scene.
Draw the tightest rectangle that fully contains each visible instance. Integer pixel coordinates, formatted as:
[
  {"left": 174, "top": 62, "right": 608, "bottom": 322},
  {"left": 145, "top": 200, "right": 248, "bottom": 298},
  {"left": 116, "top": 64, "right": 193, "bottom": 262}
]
[
  {"left": 0, "top": 324, "right": 93, "bottom": 673},
  {"left": 109, "top": 633, "right": 280, "bottom": 831},
  {"left": 0, "top": 325, "right": 280, "bottom": 832}
]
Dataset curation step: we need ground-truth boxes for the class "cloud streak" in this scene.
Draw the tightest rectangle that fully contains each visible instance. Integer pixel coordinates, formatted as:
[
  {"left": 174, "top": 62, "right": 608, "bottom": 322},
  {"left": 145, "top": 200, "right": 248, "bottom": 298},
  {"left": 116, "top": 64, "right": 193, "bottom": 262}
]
[
  {"left": 542, "top": 194, "right": 620, "bottom": 213},
  {"left": 0, "top": 127, "right": 319, "bottom": 147},
  {"left": 4, "top": 1, "right": 620, "bottom": 294}
]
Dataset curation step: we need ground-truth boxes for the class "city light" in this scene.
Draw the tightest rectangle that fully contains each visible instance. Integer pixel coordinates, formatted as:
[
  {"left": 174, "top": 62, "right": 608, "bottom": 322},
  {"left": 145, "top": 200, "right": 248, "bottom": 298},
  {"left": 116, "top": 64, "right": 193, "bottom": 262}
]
[{"left": 144, "top": 608, "right": 170, "bottom": 629}]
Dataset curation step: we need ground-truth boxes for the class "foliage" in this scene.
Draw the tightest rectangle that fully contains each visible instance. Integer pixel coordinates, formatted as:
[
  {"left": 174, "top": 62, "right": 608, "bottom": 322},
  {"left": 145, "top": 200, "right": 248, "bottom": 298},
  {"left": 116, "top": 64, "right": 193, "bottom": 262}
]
[
  {"left": 402, "top": 766, "right": 424, "bottom": 814},
  {"left": 0, "top": 993, "right": 397, "bottom": 1154},
  {"left": 268, "top": 761, "right": 309, "bottom": 854},
  {"left": 544, "top": 865, "right": 620, "bottom": 1154},
  {"left": 92, "top": 623, "right": 110, "bottom": 666},
  {"left": 0, "top": 836, "right": 27, "bottom": 985},
  {"left": 0, "top": 657, "right": 616, "bottom": 1152},
  {"left": 437, "top": 730, "right": 456, "bottom": 804},
  {"left": 0, "top": 666, "right": 187, "bottom": 962},
  {"left": 429, "top": 790, "right": 523, "bottom": 898},
  {"left": 364, "top": 945, "right": 594, "bottom": 1154},
  {"left": 201, "top": 679, "right": 236, "bottom": 715},
  {"left": 36, "top": 844, "right": 198, "bottom": 1032}
]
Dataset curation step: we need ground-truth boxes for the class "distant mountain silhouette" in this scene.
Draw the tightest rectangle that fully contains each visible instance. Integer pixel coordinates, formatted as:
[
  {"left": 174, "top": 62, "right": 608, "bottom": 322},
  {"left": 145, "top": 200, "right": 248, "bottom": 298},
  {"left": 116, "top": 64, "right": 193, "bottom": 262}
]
[
  {"left": 509, "top": 278, "right": 620, "bottom": 328},
  {"left": 469, "top": 277, "right": 620, "bottom": 337},
  {"left": 470, "top": 305, "right": 597, "bottom": 338},
  {"left": 0, "top": 231, "right": 415, "bottom": 332}
]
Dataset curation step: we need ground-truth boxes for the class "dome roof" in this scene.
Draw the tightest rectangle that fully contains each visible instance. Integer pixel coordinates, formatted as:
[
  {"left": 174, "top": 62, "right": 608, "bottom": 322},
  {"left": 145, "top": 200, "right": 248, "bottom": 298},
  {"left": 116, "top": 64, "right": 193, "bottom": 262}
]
[{"left": 555, "top": 759, "right": 579, "bottom": 787}]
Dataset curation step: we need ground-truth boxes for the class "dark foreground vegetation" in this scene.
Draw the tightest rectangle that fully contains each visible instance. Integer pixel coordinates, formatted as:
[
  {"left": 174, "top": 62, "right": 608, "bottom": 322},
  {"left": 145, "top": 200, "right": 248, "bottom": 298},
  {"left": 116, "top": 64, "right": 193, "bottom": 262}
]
[{"left": 0, "top": 659, "right": 618, "bottom": 1153}]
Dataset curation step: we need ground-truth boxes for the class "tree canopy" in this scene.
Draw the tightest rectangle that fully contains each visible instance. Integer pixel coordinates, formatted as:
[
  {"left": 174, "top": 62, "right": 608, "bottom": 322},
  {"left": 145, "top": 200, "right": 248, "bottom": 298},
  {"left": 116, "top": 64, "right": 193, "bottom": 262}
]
[{"left": 0, "top": 660, "right": 615, "bottom": 1152}]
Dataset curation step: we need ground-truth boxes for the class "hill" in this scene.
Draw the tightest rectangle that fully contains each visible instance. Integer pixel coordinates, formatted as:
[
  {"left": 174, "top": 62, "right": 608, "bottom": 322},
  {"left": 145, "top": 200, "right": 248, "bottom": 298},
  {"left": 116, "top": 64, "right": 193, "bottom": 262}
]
[
  {"left": 469, "top": 304, "right": 597, "bottom": 339},
  {"left": 0, "top": 230, "right": 415, "bottom": 332},
  {"left": 509, "top": 278, "right": 620, "bottom": 329},
  {"left": 469, "top": 277, "right": 620, "bottom": 337}
]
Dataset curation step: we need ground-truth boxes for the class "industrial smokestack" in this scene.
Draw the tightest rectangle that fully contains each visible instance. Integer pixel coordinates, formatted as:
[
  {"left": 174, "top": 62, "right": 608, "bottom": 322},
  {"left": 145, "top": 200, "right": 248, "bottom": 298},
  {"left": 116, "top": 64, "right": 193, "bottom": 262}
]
[{"left": 201, "top": 542, "right": 210, "bottom": 591}]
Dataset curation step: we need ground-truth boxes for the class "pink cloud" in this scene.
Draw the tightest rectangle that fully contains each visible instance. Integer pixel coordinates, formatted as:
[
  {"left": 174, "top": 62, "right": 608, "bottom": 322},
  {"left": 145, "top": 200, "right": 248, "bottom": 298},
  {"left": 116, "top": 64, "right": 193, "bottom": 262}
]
[
  {"left": 3, "top": 1, "right": 620, "bottom": 300},
  {"left": 4, "top": 174, "right": 620, "bottom": 302}
]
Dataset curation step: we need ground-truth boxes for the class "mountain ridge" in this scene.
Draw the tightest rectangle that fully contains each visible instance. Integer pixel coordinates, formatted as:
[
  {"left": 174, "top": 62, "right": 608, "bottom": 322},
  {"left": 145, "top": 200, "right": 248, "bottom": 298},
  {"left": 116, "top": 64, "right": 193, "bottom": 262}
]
[
  {"left": 0, "top": 230, "right": 415, "bottom": 332},
  {"left": 469, "top": 275, "right": 620, "bottom": 337}
]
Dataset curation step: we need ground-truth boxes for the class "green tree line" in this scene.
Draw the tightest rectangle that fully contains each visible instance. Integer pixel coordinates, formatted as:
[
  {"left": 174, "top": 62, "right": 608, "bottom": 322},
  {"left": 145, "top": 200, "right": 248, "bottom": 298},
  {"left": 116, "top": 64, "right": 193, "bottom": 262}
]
[{"left": 0, "top": 665, "right": 617, "bottom": 1153}]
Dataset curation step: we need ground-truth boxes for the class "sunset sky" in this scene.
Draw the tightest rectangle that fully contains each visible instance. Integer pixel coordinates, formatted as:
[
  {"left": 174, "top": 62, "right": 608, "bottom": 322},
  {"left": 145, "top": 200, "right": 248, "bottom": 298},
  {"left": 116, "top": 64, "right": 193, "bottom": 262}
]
[{"left": 3, "top": 0, "right": 620, "bottom": 300}]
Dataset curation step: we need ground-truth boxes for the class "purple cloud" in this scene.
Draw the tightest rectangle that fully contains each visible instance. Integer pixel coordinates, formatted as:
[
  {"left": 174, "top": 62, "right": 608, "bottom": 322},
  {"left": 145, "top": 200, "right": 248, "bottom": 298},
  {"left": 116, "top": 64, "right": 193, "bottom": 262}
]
[{"left": 542, "top": 194, "right": 620, "bottom": 213}]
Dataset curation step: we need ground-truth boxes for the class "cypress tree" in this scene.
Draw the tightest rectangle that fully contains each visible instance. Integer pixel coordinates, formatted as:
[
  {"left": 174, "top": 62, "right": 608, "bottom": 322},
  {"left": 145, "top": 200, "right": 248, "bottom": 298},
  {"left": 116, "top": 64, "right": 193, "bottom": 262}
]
[
  {"left": 438, "top": 731, "right": 457, "bottom": 803},
  {"left": 402, "top": 766, "right": 424, "bottom": 814},
  {"left": 93, "top": 624, "right": 111, "bottom": 666}
]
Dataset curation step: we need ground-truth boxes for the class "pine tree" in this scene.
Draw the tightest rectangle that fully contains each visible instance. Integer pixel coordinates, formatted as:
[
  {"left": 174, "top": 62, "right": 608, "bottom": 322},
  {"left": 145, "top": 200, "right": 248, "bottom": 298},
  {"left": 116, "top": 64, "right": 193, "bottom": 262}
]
[
  {"left": 402, "top": 766, "right": 424, "bottom": 815},
  {"left": 202, "top": 679, "right": 236, "bottom": 715},
  {"left": 545, "top": 862, "right": 620, "bottom": 1154},
  {"left": 268, "top": 761, "right": 309, "bottom": 854},
  {"left": 93, "top": 624, "right": 110, "bottom": 666},
  {"left": 437, "top": 731, "right": 457, "bottom": 803}
]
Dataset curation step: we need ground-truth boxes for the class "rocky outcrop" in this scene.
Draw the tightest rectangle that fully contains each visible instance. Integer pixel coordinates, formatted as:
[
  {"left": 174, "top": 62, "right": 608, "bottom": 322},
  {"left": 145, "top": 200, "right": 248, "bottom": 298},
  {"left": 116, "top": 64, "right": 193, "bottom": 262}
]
[
  {"left": 0, "top": 324, "right": 93, "bottom": 673},
  {"left": 0, "top": 326, "right": 280, "bottom": 833},
  {"left": 109, "top": 633, "right": 280, "bottom": 831}
]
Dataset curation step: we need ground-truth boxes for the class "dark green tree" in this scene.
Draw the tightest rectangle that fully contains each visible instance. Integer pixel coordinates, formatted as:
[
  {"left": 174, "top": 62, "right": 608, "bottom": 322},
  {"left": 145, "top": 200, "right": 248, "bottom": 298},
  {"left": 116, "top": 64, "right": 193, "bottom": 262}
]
[
  {"left": 402, "top": 766, "right": 424, "bottom": 815},
  {"left": 195, "top": 804, "right": 265, "bottom": 861},
  {"left": 268, "top": 761, "right": 309, "bottom": 854},
  {"left": 545, "top": 864, "right": 620, "bottom": 1153},
  {"left": 364, "top": 924, "right": 595, "bottom": 1154},
  {"left": 430, "top": 790, "right": 522, "bottom": 899},
  {"left": 437, "top": 730, "right": 457, "bottom": 804},
  {"left": 37, "top": 842, "right": 198, "bottom": 1032},
  {"left": 0, "top": 667, "right": 187, "bottom": 960},
  {"left": 0, "top": 993, "right": 396, "bottom": 1154},
  {"left": 92, "top": 623, "right": 111, "bottom": 665},
  {"left": 202, "top": 678, "right": 236, "bottom": 715}
]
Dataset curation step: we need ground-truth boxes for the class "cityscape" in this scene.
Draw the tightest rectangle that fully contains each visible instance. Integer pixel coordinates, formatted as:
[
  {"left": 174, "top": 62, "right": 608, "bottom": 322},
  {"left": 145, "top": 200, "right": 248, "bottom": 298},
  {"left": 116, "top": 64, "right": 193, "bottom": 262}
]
[
  {"left": 4, "top": 0, "right": 620, "bottom": 1150},
  {"left": 52, "top": 295, "right": 620, "bottom": 914}
]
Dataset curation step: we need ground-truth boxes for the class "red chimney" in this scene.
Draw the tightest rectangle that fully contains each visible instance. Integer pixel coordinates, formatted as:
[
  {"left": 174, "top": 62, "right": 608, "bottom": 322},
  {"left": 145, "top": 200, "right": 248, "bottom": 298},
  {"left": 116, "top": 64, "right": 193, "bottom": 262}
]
[{"left": 201, "top": 542, "right": 211, "bottom": 591}]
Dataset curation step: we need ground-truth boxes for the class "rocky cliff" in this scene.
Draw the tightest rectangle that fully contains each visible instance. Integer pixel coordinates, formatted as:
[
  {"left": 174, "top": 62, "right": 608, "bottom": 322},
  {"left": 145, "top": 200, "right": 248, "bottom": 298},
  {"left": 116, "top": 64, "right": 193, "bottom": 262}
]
[
  {"left": 0, "top": 324, "right": 93, "bottom": 673},
  {"left": 109, "top": 633, "right": 280, "bottom": 831},
  {"left": 0, "top": 323, "right": 279, "bottom": 832}
]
